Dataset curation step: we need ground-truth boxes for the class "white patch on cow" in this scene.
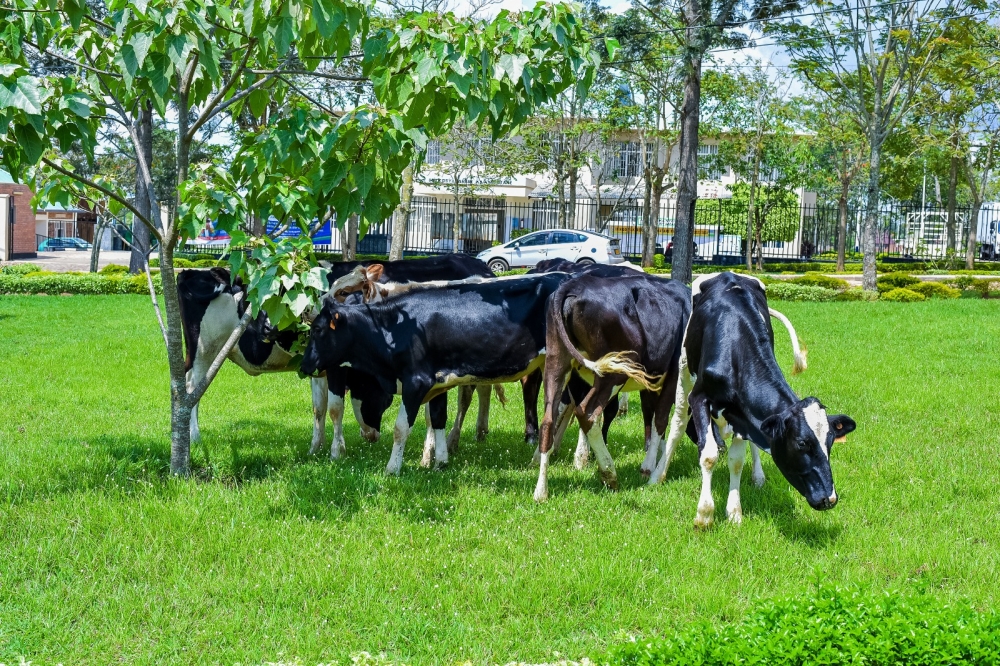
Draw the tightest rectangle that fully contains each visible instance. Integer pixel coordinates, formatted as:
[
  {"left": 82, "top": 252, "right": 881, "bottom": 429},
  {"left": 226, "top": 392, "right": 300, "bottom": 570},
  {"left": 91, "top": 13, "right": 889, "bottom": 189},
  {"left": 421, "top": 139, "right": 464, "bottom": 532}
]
[
  {"left": 691, "top": 273, "right": 720, "bottom": 298},
  {"left": 190, "top": 399, "right": 201, "bottom": 443},
  {"left": 750, "top": 443, "right": 766, "bottom": 487},
  {"left": 726, "top": 436, "right": 748, "bottom": 524},
  {"left": 328, "top": 394, "right": 346, "bottom": 459},
  {"left": 428, "top": 353, "right": 546, "bottom": 396},
  {"left": 339, "top": 361, "right": 352, "bottom": 368},
  {"left": 573, "top": 427, "right": 590, "bottom": 470},
  {"left": 803, "top": 401, "right": 831, "bottom": 459},
  {"left": 420, "top": 419, "right": 435, "bottom": 469},
  {"left": 351, "top": 397, "right": 379, "bottom": 441},
  {"left": 586, "top": 424, "right": 618, "bottom": 490},
  {"left": 640, "top": 429, "right": 662, "bottom": 476},
  {"left": 386, "top": 404, "right": 410, "bottom": 476},
  {"left": 309, "top": 377, "right": 329, "bottom": 455},
  {"left": 200, "top": 297, "right": 293, "bottom": 375},
  {"left": 695, "top": 423, "right": 719, "bottom": 529},
  {"left": 650, "top": 327, "right": 694, "bottom": 485},
  {"left": 534, "top": 450, "right": 550, "bottom": 502},
  {"left": 433, "top": 428, "right": 448, "bottom": 469}
]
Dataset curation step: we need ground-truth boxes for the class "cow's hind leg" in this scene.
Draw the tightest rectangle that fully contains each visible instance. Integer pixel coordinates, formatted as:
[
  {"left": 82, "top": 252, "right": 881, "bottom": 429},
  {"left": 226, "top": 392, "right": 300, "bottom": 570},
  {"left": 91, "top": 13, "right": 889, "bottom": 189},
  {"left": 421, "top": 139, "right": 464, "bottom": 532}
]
[
  {"left": 750, "top": 443, "right": 766, "bottom": 487},
  {"left": 534, "top": 345, "right": 573, "bottom": 502},
  {"left": 386, "top": 388, "right": 424, "bottom": 476},
  {"left": 186, "top": 360, "right": 210, "bottom": 444},
  {"left": 727, "top": 436, "right": 747, "bottom": 524},
  {"left": 309, "top": 377, "right": 329, "bottom": 455},
  {"left": 475, "top": 384, "right": 491, "bottom": 441},
  {"left": 420, "top": 403, "right": 436, "bottom": 469},
  {"left": 577, "top": 380, "right": 620, "bottom": 491},
  {"left": 446, "top": 385, "right": 474, "bottom": 454},
  {"left": 639, "top": 390, "right": 660, "bottom": 476},
  {"left": 690, "top": 393, "right": 722, "bottom": 529},
  {"left": 429, "top": 393, "right": 449, "bottom": 470},
  {"left": 521, "top": 371, "right": 542, "bottom": 444}
]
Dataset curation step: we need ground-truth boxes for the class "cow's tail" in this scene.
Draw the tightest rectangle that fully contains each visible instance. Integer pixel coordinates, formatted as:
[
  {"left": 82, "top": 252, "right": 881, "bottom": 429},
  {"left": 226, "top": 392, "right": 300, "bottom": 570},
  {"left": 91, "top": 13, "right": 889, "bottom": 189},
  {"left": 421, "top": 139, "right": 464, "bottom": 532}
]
[
  {"left": 768, "top": 307, "right": 807, "bottom": 375},
  {"left": 493, "top": 384, "right": 508, "bottom": 408},
  {"left": 551, "top": 287, "right": 665, "bottom": 392}
]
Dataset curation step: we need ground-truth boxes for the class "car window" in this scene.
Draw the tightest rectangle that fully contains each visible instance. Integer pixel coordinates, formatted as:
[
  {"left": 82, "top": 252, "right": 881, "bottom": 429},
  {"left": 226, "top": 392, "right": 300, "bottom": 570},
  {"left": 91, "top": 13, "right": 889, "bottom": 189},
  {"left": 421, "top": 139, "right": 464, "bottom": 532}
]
[
  {"left": 551, "top": 232, "right": 580, "bottom": 244},
  {"left": 517, "top": 233, "right": 550, "bottom": 247}
]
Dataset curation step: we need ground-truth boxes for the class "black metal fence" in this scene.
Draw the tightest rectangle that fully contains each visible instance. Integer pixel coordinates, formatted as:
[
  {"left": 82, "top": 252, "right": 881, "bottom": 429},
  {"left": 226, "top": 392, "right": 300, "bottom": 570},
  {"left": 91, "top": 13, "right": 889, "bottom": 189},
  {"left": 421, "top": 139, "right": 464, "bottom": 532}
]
[{"left": 184, "top": 197, "right": 1000, "bottom": 264}]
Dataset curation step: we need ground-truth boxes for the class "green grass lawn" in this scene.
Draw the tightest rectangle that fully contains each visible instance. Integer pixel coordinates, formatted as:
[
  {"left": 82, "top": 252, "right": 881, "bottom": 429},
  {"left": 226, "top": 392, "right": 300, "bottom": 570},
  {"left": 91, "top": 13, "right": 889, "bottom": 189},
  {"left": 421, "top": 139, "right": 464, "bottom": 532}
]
[{"left": 2, "top": 295, "right": 999, "bottom": 665}]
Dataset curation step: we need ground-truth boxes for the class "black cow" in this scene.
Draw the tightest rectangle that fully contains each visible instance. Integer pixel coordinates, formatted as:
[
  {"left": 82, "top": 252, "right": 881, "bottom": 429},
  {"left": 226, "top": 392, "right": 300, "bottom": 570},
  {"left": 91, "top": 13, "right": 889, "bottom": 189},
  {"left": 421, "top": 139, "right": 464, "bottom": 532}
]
[
  {"left": 649, "top": 272, "right": 856, "bottom": 528},
  {"left": 534, "top": 271, "right": 692, "bottom": 501},
  {"left": 176, "top": 255, "right": 492, "bottom": 455},
  {"left": 300, "top": 274, "right": 570, "bottom": 474}
]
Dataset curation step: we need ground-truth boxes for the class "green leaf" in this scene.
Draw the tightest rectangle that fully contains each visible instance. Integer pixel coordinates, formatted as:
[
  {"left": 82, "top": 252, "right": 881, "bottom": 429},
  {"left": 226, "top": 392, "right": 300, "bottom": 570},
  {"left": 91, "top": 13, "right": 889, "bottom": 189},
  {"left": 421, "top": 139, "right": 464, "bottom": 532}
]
[
  {"left": 284, "top": 290, "right": 312, "bottom": 316},
  {"left": 604, "top": 37, "right": 619, "bottom": 62},
  {"left": 13, "top": 124, "right": 44, "bottom": 164},
  {"left": 129, "top": 32, "right": 153, "bottom": 70},
  {"left": 302, "top": 266, "right": 328, "bottom": 291},
  {"left": 0, "top": 76, "right": 42, "bottom": 115},
  {"left": 64, "top": 93, "right": 92, "bottom": 119},
  {"left": 351, "top": 162, "right": 375, "bottom": 198},
  {"left": 167, "top": 34, "right": 195, "bottom": 72},
  {"left": 271, "top": 3, "right": 294, "bottom": 57}
]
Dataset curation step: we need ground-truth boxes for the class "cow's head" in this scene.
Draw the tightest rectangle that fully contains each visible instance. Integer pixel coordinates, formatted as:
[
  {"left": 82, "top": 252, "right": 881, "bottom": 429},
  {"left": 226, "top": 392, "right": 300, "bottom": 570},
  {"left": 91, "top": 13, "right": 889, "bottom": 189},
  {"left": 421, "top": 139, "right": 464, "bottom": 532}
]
[
  {"left": 300, "top": 302, "right": 355, "bottom": 376},
  {"left": 327, "top": 264, "right": 385, "bottom": 303},
  {"left": 760, "top": 397, "right": 856, "bottom": 511}
]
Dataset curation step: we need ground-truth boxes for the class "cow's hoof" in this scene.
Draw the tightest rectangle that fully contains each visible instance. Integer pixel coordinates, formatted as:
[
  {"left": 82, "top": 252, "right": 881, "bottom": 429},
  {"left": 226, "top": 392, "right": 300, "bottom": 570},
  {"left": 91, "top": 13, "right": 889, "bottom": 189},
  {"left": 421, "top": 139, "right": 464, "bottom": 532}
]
[
  {"left": 533, "top": 486, "right": 548, "bottom": 502},
  {"left": 531, "top": 448, "right": 542, "bottom": 466},
  {"left": 600, "top": 470, "right": 619, "bottom": 491},
  {"left": 752, "top": 472, "right": 766, "bottom": 488},
  {"left": 330, "top": 439, "right": 346, "bottom": 460},
  {"left": 639, "top": 467, "right": 651, "bottom": 477},
  {"left": 574, "top": 452, "right": 589, "bottom": 471},
  {"left": 385, "top": 466, "right": 402, "bottom": 477},
  {"left": 524, "top": 433, "right": 538, "bottom": 445},
  {"left": 309, "top": 441, "right": 323, "bottom": 456},
  {"left": 476, "top": 428, "right": 488, "bottom": 442},
  {"left": 694, "top": 502, "right": 715, "bottom": 529},
  {"left": 360, "top": 426, "right": 380, "bottom": 443},
  {"left": 433, "top": 461, "right": 449, "bottom": 471},
  {"left": 727, "top": 507, "right": 743, "bottom": 525}
]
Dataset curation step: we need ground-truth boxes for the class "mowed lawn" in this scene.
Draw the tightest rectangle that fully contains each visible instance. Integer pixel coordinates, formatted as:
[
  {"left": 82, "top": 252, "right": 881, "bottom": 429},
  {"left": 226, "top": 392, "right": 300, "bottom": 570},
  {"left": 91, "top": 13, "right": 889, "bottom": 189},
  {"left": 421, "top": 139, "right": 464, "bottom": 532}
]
[{"left": 2, "top": 294, "right": 999, "bottom": 665}]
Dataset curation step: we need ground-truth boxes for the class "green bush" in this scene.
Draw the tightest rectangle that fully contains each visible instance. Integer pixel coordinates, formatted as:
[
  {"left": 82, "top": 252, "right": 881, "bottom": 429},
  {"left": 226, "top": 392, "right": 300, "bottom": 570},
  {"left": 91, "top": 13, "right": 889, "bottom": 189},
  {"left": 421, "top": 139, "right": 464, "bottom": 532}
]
[
  {"left": 910, "top": 282, "right": 961, "bottom": 299},
  {"left": 653, "top": 253, "right": 666, "bottom": 269},
  {"left": 0, "top": 272, "right": 161, "bottom": 295},
  {"left": 1, "top": 262, "right": 43, "bottom": 275},
  {"left": 99, "top": 263, "right": 129, "bottom": 275},
  {"left": 835, "top": 287, "right": 880, "bottom": 301},
  {"left": 765, "top": 282, "right": 838, "bottom": 302},
  {"left": 789, "top": 272, "right": 850, "bottom": 290},
  {"left": 605, "top": 586, "right": 1000, "bottom": 666},
  {"left": 882, "top": 287, "right": 926, "bottom": 302},
  {"left": 877, "top": 273, "right": 920, "bottom": 293},
  {"left": 193, "top": 259, "right": 223, "bottom": 268}
]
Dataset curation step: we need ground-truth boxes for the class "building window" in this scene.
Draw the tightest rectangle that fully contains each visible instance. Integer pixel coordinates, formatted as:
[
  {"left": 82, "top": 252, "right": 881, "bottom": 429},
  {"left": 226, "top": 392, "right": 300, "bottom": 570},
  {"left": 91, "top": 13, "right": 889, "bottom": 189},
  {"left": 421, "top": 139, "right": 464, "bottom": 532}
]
[
  {"left": 425, "top": 140, "right": 441, "bottom": 165},
  {"left": 615, "top": 141, "right": 654, "bottom": 179},
  {"left": 698, "top": 144, "right": 724, "bottom": 180}
]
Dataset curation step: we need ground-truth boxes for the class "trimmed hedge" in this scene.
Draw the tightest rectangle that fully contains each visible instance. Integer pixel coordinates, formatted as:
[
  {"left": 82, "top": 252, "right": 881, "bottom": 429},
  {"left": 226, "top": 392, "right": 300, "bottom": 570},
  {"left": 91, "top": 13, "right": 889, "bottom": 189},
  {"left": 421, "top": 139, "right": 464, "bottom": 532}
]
[
  {"left": 0, "top": 262, "right": 43, "bottom": 276},
  {"left": 0, "top": 272, "right": 161, "bottom": 295},
  {"left": 835, "top": 287, "right": 880, "bottom": 301},
  {"left": 788, "top": 272, "right": 850, "bottom": 290},
  {"left": 882, "top": 287, "right": 926, "bottom": 302},
  {"left": 604, "top": 586, "right": 1000, "bottom": 666},
  {"left": 98, "top": 263, "right": 129, "bottom": 275},
  {"left": 910, "top": 282, "right": 961, "bottom": 299},
  {"left": 877, "top": 273, "right": 920, "bottom": 292},
  {"left": 765, "top": 282, "right": 839, "bottom": 302}
]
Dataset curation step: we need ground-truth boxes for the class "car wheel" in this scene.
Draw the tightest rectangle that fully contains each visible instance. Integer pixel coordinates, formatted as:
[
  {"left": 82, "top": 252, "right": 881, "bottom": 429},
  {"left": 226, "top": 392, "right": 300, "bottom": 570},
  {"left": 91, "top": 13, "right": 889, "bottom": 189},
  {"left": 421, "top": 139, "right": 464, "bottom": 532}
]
[
  {"left": 576, "top": 258, "right": 595, "bottom": 265},
  {"left": 488, "top": 258, "right": 509, "bottom": 274}
]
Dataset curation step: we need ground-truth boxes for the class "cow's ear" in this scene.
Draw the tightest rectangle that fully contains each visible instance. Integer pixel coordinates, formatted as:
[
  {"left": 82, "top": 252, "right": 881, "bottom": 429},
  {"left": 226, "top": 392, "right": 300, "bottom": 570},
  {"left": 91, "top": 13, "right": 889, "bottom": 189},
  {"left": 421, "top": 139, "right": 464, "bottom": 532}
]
[
  {"left": 366, "top": 264, "right": 384, "bottom": 283},
  {"left": 760, "top": 414, "right": 785, "bottom": 443},
  {"left": 829, "top": 414, "right": 856, "bottom": 442}
]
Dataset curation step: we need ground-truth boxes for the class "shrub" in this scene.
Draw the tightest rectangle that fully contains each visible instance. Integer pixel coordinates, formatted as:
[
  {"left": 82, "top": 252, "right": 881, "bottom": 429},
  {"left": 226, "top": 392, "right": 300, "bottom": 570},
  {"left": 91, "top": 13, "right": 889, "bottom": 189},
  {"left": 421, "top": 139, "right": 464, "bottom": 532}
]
[
  {"left": 789, "top": 272, "right": 850, "bottom": 290},
  {"left": 835, "top": 287, "right": 880, "bottom": 301},
  {"left": 0, "top": 262, "right": 43, "bottom": 275},
  {"left": 765, "top": 282, "right": 838, "bottom": 302},
  {"left": 99, "top": 263, "right": 129, "bottom": 275},
  {"left": 0, "top": 272, "right": 161, "bottom": 295},
  {"left": 653, "top": 253, "right": 666, "bottom": 269},
  {"left": 193, "top": 259, "right": 222, "bottom": 268},
  {"left": 877, "top": 273, "right": 919, "bottom": 293},
  {"left": 882, "top": 287, "right": 926, "bottom": 302},
  {"left": 604, "top": 586, "right": 1000, "bottom": 666},
  {"left": 909, "top": 282, "right": 960, "bottom": 299}
]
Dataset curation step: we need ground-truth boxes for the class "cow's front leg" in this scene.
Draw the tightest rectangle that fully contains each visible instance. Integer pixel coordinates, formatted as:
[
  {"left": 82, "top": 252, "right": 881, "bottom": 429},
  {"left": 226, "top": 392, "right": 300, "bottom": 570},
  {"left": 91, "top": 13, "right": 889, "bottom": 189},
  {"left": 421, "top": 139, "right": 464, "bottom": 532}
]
[
  {"left": 420, "top": 403, "right": 436, "bottom": 469},
  {"left": 750, "top": 443, "right": 766, "bottom": 487},
  {"left": 650, "top": 351, "right": 692, "bottom": 485},
  {"left": 309, "top": 377, "right": 328, "bottom": 455},
  {"left": 446, "top": 385, "right": 474, "bottom": 454},
  {"left": 690, "top": 393, "right": 721, "bottom": 529},
  {"left": 351, "top": 398, "right": 380, "bottom": 442},
  {"left": 186, "top": 365, "right": 207, "bottom": 443},
  {"left": 429, "top": 393, "right": 449, "bottom": 470},
  {"left": 521, "top": 371, "right": 542, "bottom": 444},
  {"left": 727, "top": 436, "right": 747, "bottom": 524},
  {"left": 386, "top": 385, "right": 425, "bottom": 476},
  {"left": 475, "top": 384, "right": 491, "bottom": 441}
]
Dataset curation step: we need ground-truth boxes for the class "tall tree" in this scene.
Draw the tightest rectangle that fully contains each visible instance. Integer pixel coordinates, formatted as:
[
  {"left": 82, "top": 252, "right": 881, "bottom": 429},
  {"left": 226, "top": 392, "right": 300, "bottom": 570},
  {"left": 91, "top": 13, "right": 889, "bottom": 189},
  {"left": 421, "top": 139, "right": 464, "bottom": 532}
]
[
  {"left": 773, "top": 0, "right": 961, "bottom": 289},
  {"left": 3, "top": 0, "right": 602, "bottom": 475}
]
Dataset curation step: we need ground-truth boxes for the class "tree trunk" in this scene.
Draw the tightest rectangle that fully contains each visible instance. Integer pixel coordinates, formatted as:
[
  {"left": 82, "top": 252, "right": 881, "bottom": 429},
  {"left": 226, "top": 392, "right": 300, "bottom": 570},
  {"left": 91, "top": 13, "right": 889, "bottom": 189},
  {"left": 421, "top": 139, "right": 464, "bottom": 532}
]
[
  {"left": 89, "top": 218, "right": 105, "bottom": 273},
  {"left": 643, "top": 171, "right": 664, "bottom": 267},
  {"left": 390, "top": 161, "right": 416, "bottom": 260},
  {"left": 745, "top": 178, "right": 757, "bottom": 271},
  {"left": 641, "top": 171, "right": 653, "bottom": 264},
  {"left": 556, "top": 161, "right": 567, "bottom": 228},
  {"left": 946, "top": 142, "right": 959, "bottom": 263},
  {"left": 861, "top": 140, "right": 882, "bottom": 292},
  {"left": 568, "top": 166, "right": 578, "bottom": 228},
  {"left": 672, "top": 50, "right": 701, "bottom": 284},
  {"left": 837, "top": 179, "right": 849, "bottom": 272},
  {"left": 755, "top": 207, "right": 765, "bottom": 271},
  {"left": 129, "top": 103, "right": 153, "bottom": 274},
  {"left": 451, "top": 194, "right": 462, "bottom": 254},
  {"left": 343, "top": 213, "right": 359, "bottom": 260},
  {"left": 251, "top": 213, "right": 264, "bottom": 237},
  {"left": 967, "top": 197, "right": 982, "bottom": 270}
]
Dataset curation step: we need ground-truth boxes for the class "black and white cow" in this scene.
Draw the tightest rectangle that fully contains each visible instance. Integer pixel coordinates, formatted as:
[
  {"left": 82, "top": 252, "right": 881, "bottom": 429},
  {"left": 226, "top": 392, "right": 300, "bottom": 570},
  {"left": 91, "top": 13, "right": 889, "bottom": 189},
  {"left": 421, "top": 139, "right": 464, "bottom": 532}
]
[
  {"left": 648, "top": 272, "right": 856, "bottom": 528},
  {"left": 176, "top": 255, "right": 493, "bottom": 455},
  {"left": 300, "top": 273, "right": 571, "bottom": 474},
  {"left": 533, "top": 270, "right": 692, "bottom": 501}
]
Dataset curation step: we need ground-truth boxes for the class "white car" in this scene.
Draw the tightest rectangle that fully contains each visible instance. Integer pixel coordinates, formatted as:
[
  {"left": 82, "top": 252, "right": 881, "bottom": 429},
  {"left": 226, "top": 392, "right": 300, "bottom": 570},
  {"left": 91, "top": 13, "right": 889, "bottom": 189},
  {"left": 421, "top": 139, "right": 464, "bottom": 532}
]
[{"left": 477, "top": 229, "right": 625, "bottom": 273}]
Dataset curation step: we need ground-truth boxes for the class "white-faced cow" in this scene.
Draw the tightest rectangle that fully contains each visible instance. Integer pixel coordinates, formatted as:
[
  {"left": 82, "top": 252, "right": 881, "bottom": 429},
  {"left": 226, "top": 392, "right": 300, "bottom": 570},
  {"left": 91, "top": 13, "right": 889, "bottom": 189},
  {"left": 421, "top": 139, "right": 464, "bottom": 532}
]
[
  {"left": 648, "top": 272, "right": 856, "bottom": 528},
  {"left": 534, "top": 269, "right": 692, "bottom": 501},
  {"left": 300, "top": 274, "right": 572, "bottom": 475},
  {"left": 176, "top": 255, "right": 492, "bottom": 455}
]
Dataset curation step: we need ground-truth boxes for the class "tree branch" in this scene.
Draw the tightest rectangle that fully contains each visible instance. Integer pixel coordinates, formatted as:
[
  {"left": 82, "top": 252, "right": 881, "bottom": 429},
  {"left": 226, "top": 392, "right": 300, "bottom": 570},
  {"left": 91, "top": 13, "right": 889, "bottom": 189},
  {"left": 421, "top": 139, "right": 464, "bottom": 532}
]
[
  {"left": 143, "top": 257, "right": 169, "bottom": 347},
  {"left": 187, "top": 308, "right": 253, "bottom": 404},
  {"left": 251, "top": 69, "right": 369, "bottom": 82},
  {"left": 23, "top": 39, "right": 122, "bottom": 77},
  {"left": 187, "top": 43, "right": 255, "bottom": 141}
]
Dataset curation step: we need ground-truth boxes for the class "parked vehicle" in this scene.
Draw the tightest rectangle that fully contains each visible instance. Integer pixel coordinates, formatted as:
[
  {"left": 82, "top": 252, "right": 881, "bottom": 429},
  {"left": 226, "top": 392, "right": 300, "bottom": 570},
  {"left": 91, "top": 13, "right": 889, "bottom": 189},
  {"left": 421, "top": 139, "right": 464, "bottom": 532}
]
[
  {"left": 39, "top": 237, "right": 92, "bottom": 251},
  {"left": 476, "top": 229, "right": 624, "bottom": 273}
]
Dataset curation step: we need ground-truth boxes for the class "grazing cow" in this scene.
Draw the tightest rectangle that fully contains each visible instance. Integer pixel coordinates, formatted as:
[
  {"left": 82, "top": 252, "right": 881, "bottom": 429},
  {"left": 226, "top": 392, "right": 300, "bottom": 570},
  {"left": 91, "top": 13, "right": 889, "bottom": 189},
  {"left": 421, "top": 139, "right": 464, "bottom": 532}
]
[
  {"left": 176, "top": 255, "right": 493, "bottom": 453},
  {"left": 648, "top": 272, "right": 856, "bottom": 528},
  {"left": 300, "top": 274, "right": 572, "bottom": 474},
  {"left": 534, "top": 271, "right": 692, "bottom": 501}
]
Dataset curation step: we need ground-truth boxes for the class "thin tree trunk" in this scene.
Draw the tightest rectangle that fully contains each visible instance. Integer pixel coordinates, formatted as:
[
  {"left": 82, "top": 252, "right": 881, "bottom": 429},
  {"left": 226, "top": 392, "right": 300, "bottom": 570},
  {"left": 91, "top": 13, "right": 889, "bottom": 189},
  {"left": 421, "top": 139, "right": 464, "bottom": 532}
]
[
  {"left": 130, "top": 103, "right": 153, "bottom": 274},
  {"left": 556, "top": 160, "right": 567, "bottom": 228},
  {"left": 672, "top": 51, "right": 701, "bottom": 284},
  {"left": 967, "top": 198, "right": 982, "bottom": 270},
  {"left": 390, "top": 161, "right": 416, "bottom": 260},
  {"left": 837, "top": 181, "right": 849, "bottom": 272},
  {"left": 643, "top": 171, "right": 664, "bottom": 267},
  {"left": 755, "top": 207, "right": 765, "bottom": 271},
  {"left": 745, "top": 176, "right": 758, "bottom": 271},
  {"left": 89, "top": 218, "right": 105, "bottom": 273},
  {"left": 861, "top": 139, "right": 882, "bottom": 292},
  {"left": 946, "top": 140, "right": 959, "bottom": 263},
  {"left": 251, "top": 213, "right": 264, "bottom": 236},
  {"left": 451, "top": 194, "right": 462, "bottom": 253},
  {"left": 344, "top": 213, "right": 359, "bottom": 260},
  {"left": 641, "top": 172, "right": 652, "bottom": 264},
  {"left": 568, "top": 167, "right": 578, "bottom": 228}
]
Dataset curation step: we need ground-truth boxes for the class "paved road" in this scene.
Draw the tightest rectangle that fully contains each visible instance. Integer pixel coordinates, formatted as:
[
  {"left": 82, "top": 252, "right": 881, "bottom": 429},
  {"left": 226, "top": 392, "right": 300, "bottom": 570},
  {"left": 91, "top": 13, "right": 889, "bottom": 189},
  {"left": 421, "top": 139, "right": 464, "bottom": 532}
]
[{"left": 7, "top": 250, "right": 135, "bottom": 272}]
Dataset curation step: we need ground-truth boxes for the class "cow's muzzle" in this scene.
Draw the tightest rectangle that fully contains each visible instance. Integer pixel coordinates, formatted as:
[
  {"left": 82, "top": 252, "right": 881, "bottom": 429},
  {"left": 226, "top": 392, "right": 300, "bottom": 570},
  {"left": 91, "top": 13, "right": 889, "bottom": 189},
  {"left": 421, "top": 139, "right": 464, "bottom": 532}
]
[{"left": 809, "top": 491, "right": 839, "bottom": 511}]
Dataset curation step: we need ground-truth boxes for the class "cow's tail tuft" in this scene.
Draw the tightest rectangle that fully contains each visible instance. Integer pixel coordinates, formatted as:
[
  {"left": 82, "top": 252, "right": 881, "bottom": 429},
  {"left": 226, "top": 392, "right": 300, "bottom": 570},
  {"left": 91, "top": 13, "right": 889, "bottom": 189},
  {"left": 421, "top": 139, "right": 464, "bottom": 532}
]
[
  {"left": 768, "top": 307, "right": 808, "bottom": 374},
  {"left": 493, "top": 384, "right": 508, "bottom": 408},
  {"left": 585, "top": 351, "right": 665, "bottom": 392}
]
